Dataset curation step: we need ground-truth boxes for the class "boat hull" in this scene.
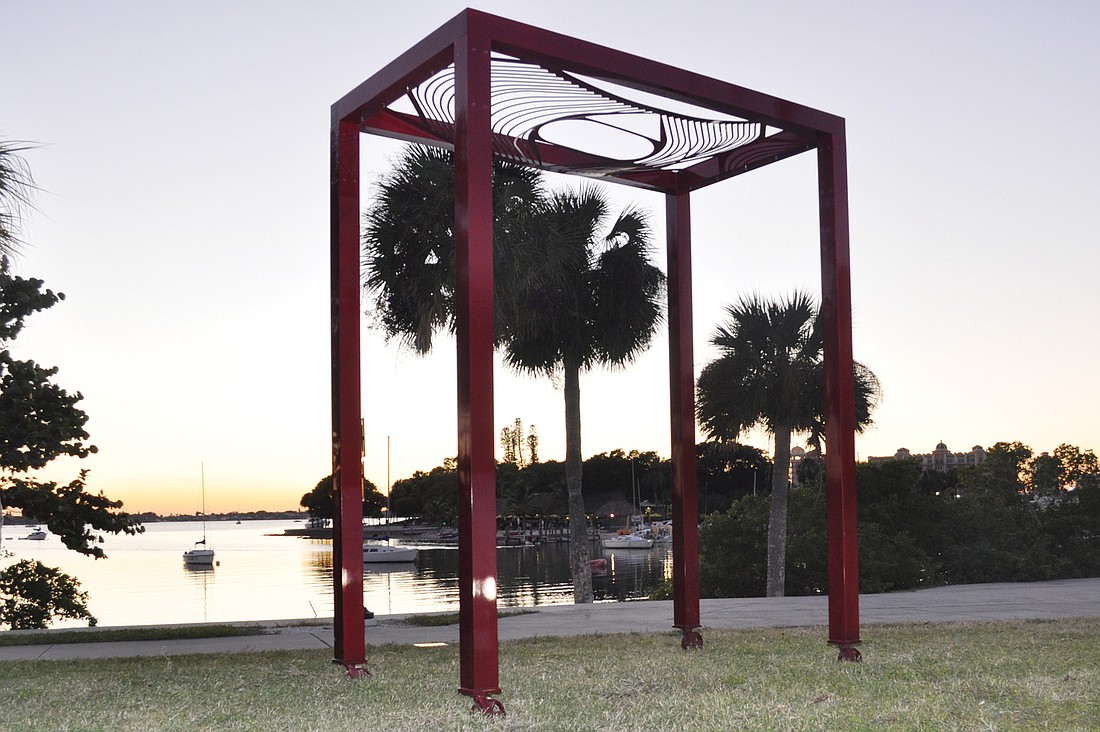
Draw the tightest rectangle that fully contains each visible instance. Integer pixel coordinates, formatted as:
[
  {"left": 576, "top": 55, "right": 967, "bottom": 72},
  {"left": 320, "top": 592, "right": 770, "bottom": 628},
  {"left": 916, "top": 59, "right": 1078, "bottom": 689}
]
[
  {"left": 601, "top": 536, "right": 654, "bottom": 549},
  {"left": 363, "top": 545, "right": 418, "bottom": 563},
  {"left": 183, "top": 549, "right": 215, "bottom": 565}
]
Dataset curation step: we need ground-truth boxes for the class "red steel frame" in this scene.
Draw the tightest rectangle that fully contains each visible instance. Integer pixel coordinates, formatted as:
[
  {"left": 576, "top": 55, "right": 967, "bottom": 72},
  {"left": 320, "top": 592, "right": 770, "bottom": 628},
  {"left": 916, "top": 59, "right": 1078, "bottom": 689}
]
[
  {"left": 330, "top": 119, "right": 367, "bottom": 676},
  {"left": 330, "top": 7, "right": 862, "bottom": 708}
]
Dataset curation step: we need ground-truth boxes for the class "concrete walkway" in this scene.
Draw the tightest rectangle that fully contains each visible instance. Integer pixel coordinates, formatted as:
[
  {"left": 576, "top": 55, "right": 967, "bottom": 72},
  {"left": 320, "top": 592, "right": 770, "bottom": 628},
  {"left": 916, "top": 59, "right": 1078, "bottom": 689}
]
[{"left": 2, "top": 577, "right": 1097, "bottom": 661}]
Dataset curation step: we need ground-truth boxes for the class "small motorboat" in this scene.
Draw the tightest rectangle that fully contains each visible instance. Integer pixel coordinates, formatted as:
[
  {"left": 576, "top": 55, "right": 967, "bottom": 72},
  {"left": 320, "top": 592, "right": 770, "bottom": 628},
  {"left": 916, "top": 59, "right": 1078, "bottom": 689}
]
[
  {"left": 21, "top": 527, "right": 47, "bottom": 541},
  {"left": 601, "top": 533, "right": 654, "bottom": 550},
  {"left": 363, "top": 543, "right": 418, "bottom": 563}
]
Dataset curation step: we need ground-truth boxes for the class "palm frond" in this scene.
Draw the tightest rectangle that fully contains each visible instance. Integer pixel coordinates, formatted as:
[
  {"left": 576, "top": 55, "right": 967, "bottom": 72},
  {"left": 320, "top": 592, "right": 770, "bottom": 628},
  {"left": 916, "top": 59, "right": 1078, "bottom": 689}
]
[
  {"left": 361, "top": 145, "right": 546, "bottom": 354},
  {"left": 697, "top": 290, "right": 876, "bottom": 444},
  {"left": 0, "top": 140, "right": 40, "bottom": 256},
  {"left": 499, "top": 184, "right": 666, "bottom": 375}
]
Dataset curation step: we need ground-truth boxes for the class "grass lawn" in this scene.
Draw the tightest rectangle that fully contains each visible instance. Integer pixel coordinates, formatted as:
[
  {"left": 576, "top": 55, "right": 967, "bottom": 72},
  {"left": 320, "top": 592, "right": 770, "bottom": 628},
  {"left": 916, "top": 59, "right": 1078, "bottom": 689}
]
[{"left": 1, "top": 618, "right": 1096, "bottom": 731}]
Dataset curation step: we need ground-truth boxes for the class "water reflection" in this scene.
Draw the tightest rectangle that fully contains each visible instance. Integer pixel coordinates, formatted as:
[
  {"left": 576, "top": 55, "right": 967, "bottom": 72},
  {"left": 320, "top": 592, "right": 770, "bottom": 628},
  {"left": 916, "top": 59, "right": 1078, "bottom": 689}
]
[
  {"left": 598, "top": 546, "right": 673, "bottom": 602},
  {"left": 302, "top": 540, "right": 670, "bottom": 614},
  {"left": 182, "top": 565, "right": 215, "bottom": 622},
  {"left": 14, "top": 521, "right": 673, "bottom": 627}
]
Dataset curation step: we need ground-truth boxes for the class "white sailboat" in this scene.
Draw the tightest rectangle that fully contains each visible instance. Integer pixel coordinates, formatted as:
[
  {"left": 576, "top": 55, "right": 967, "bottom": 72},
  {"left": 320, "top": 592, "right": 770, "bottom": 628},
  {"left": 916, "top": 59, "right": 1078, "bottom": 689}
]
[
  {"left": 363, "top": 436, "right": 418, "bottom": 563},
  {"left": 601, "top": 460, "right": 655, "bottom": 549},
  {"left": 183, "top": 464, "right": 215, "bottom": 566}
]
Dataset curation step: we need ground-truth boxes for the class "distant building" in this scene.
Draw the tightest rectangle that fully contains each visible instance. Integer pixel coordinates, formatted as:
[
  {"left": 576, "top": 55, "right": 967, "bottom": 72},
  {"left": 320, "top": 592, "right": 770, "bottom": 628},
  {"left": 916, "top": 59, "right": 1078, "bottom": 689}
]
[
  {"left": 867, "top": 442, "right": 986, "bottom": 473},
  {"left": 791, "top": 445, "right": 807, "bottom": 478},
  {"left": 790, "top": 445, "right": 821, "bottom": 485}
]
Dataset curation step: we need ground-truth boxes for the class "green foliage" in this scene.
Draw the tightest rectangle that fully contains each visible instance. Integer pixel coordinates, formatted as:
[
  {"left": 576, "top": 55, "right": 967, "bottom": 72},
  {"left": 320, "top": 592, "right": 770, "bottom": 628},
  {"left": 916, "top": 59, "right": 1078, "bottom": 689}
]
[
  {"left": 299, "top": 474, "right": 385, "bottom": 520},
  {"left": 696, "top": 291, "right": 881, "bottom": 596},
  {"left": 0, "top": 623, "right": 267, "bottom": 646},
  {"left": 698, "top": 443, "right": 1100, "bottom": 599},
  {"left": 583, "top": 449, "right": 642, "bottom": 497},
  {"left": 0, "top": 560, "right": 96, "bottom": 629},
  {"left": 784, "top": 479, "right": 828, "bottom": 594},
  {"left": 378, "top": 450, "right": 686, "bottom": 521},
  {"left": 696, "top": 440, "right": 770, "bottom": 514},
  {"left": 854, "top": 460, "right": 943, "bottom": 591},
  {"left": 6, "top": 471, "right": 142, "bottom": 558},
  {"left": 388, "top": 464, "right": 459, "bottom": 525},
  {"left": 1044, "top": 478, "right": 1100, "bottom": 578},
  {"left": 512, "top": 459, "right": 566, "bottom": 515},
  {"left": 0, "top": 260, "right": 97, "bottom": 472},
  {"left": 699, "top": 493, "right": 769, "bottom": 597},
  {"left": 1053, "top": 444, "right": 1100, "bottom": 489},
  {"left": 1, "top": 258, "right": 143, "bottom": 557}
]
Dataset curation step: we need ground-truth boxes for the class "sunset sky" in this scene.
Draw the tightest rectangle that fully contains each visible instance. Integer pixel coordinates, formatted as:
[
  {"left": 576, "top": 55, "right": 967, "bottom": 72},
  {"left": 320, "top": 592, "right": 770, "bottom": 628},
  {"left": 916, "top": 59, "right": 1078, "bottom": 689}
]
[{"left": 4, "top": 1, "right": 1098, "bottom": 514}]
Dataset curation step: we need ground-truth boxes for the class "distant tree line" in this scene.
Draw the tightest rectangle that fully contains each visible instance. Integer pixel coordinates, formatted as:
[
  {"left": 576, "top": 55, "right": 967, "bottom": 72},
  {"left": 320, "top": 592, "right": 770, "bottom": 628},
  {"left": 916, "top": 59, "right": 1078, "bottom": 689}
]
[
  {"left": 694, "top": 441, "right": 1100, "bottom": 598},
  {"left": 370, "top": 444, "right": 771, "bottom": 527}
]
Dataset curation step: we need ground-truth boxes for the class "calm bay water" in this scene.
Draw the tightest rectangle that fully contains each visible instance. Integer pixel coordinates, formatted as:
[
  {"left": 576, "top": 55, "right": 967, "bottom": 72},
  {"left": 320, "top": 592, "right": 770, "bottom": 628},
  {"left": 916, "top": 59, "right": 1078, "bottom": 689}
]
[{"left": 1, "top": 520, "right": 672, "bottom": 628}]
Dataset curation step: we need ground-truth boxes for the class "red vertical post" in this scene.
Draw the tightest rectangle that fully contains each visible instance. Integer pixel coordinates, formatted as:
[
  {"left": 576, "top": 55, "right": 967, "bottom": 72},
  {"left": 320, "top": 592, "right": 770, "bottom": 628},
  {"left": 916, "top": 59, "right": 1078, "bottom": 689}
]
[
  {"left": 454, "top": 25, "right": 503, "bottom": 713},
  {"left": 330, "top": 118, "right": 367, "bottom": 673},
  {"left": 817, "top": 127, "right": 861, "bottom": 661},
  {"left": 666, "top": 190, "right": 702, "bottom": 649}
]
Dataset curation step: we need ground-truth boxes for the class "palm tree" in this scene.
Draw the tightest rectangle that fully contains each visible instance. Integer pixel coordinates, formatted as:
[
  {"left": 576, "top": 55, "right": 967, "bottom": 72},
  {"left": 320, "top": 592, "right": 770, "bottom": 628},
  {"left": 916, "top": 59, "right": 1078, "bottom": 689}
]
[
  {"left": 364, "top": 151, "right": 666, "bottom": 603},
  {"left": 497, "top": 186, "right": 666, "bottom": 603},
  {"left": 696, "top": 291, "right": 880, "bottom": 597},
  {"left": 363, "top": 145, "right": 545, "bottom": 353}
]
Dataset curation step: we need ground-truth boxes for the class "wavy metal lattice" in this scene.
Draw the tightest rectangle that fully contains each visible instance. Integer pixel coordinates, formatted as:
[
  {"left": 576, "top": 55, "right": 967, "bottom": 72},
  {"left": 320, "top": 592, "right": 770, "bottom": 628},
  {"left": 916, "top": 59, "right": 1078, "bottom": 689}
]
[{"left": 400, "top": 58, "right": 765, "bottom": 174}]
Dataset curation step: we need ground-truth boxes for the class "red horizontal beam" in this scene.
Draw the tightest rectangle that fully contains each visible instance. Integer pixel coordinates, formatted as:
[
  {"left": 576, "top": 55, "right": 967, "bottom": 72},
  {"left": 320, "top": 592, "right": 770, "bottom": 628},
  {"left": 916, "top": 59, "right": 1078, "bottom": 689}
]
[{"left": 470, "top": 9, "right": 844, "bottom": 138}]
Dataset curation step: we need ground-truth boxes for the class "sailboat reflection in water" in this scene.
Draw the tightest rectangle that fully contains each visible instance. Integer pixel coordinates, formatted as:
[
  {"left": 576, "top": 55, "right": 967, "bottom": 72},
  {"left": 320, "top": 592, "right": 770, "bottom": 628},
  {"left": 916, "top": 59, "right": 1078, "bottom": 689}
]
[{"left": 183, "top": 464, "right": 215, "bottom": 566}]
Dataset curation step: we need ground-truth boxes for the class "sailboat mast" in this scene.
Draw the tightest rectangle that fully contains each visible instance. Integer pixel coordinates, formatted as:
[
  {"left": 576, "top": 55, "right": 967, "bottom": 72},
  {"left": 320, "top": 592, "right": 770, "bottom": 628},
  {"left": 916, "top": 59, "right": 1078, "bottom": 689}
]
[
  {"left": 201, "top": 461, "right": 207, "bottom": 543},
  {"left": 633, "top": 460, "right": 642, "bottom": 528},
  {"left": 386, "top": 436, "right": 392, "bottom": 537}
]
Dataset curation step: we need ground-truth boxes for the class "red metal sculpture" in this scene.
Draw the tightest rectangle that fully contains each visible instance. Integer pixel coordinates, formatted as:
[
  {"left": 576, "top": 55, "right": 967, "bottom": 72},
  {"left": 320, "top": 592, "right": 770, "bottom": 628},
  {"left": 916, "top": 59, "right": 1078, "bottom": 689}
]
[{"left": 330, "top": 8, "right": 861, "bottom": 712}]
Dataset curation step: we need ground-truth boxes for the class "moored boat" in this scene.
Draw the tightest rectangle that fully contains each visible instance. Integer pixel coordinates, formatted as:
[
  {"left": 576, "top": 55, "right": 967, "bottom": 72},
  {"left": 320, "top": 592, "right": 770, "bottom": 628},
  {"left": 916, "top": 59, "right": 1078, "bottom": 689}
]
[
  {"left": 601, "top": 532, "right": 654, "bottom": 549},
  {"left": 182, "top": 464, "right": 215, "bottom": 566},
  {"left": 363, "top": 543, "right": 418, "bottom": 563},
  {"left": 183, "top": 541, "right": 215, "bottom": 566}
]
